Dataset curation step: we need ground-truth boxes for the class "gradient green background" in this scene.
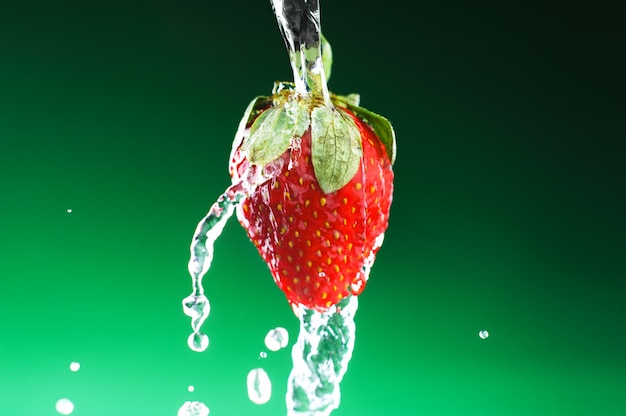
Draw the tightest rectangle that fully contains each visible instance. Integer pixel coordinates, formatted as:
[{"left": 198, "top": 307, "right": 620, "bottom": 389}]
[{"left": 1, "top": 1, "right": 624, "bottom": 415}]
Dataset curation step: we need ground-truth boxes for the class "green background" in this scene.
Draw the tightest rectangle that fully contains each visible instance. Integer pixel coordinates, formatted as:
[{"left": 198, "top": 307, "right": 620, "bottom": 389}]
[{"left": 1, "top": 1, "right": 624, "bottom": 415}]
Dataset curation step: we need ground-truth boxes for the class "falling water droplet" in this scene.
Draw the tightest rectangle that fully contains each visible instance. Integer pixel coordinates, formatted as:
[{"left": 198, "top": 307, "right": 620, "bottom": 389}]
[
  {"left": 69, "top": 362, "right": 80, "bottom": 372},
  {"left": 188, "top": 385, "right": 195, "bottom": 392},
  {"left": 177, "top": 401, "right": 210, "bottom": 416},
  {"left": 55, "top": 398, "right": 74, "bottom": 415},
  {"left": 259, "top": 351, "right": 268, "bottom": 359},
  {"left": 247, "top": 368, "right": 272, "bottom": 405},
  {"left": 479, "top": 330, "right": 489, "bottom": 339},
  {"left": 187, "top": 332, "right": 209, "bottom": 352},
  {"left": 66, "top": 208, "right": 72, "bottom": 213},
  {"left": 264, "top": 327, "right": 289, "bottom": 352}
]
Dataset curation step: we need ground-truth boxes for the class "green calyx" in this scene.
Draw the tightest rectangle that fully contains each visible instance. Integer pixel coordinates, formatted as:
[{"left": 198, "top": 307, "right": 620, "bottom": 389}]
[
  {"left": 332, "top": 94, "right": 397, "bottom": 165},
  {"left": 237, "top": 90, "right": 396, "bottom": 194},
  {"left": 240, "top": 90, "right": 363, "bottom": 194}
]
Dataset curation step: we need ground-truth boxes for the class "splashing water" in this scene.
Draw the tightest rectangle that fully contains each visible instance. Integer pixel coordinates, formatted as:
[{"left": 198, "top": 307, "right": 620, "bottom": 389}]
[
  {"left": 286, "top": 296, "right": 358, "bottom": 416},
  {"left": 183, "top": 185, "right": 241, "bottom": 352},
  {"left": 177, "top": 401, "right": 210, "bottom": 416},
  {"left": 183, "top": 155, "right": 284, "bottom": 352}
]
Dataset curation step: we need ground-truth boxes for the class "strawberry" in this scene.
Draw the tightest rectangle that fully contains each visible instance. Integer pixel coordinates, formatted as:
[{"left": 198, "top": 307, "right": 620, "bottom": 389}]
[
  {"left": 228, "top": 91, "right": 394, "bottom": 310},
  {"left": 224, "top": 0, "right": 396, "bottom": 311}
]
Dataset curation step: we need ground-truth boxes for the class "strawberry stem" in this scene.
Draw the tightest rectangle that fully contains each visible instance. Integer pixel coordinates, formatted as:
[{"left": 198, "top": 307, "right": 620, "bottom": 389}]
[{"left": 271, "top": 0, "right": 330, "bottom": 104}]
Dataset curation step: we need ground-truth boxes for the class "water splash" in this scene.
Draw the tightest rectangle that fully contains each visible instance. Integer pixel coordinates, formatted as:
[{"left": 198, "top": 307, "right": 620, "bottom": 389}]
[
  {"left": 183, "top": 184, "right": 244, "bottom": 352},
  {"left": 286, "top": 296, "right": 358, "bottom": 416},
  {"left": 270, "top": 0, "right": 330, "bottom": 102},
  {"left": 177, "top": 401, "right": 210, "bottom": 416},
  {"left": 247, "top": 368, "right": 272, "bottom": 405},
  {"left": 184, "top": 156, "right": 282, "bottom": 351}
]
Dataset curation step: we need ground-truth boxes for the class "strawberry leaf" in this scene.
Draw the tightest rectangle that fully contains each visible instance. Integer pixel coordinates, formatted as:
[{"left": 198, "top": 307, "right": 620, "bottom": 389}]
[
  {"left": 245, "top": 100, "right": 310, "bottom": 165},
  {"left": 346, "top": 103, "right": 396, "bottom": 164},
  {"left": 311, "top": 106, "right": 363, "bottom": 194},
  {"left": 331, "top": 93, "right": 360, "bottom": 107}
]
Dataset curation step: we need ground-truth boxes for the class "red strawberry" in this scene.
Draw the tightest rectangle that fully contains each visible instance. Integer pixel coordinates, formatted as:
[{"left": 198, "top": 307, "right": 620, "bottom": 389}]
[
  {"left": 229, "top": 99, "right": 394, "bottom": 311},
  {"left": 221, "top": 0, "right": 396, "bottom": 311}
]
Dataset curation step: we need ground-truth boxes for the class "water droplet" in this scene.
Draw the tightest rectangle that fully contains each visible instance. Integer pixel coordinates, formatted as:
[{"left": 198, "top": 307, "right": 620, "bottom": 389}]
[
  {"left": 262, "top": 157, "right": 285, "bottom": 178},
  {"left": 177, "top": 401, "right": 210, "bottom": 416},
  {"left": 247, "top": 368, "right": 272, "bottom": 405},
  {"left": 188, "top": 332, "right": 209, "bottom": 352},
  {"left": 264, "top": 327, "right": 289, "bottom": 352},
  {"left": 69, "top": 362, "right": 80, "bottom": 372},
  {"left": 183, "top": 294, "right": 209, "bottom": 317},
  {"left": 55, "top": 398, "right": 74, "bottom": 415},
  {"left": 349, "top": 280, "right": 364, "bottom": 295},
  {"left": 188, "top": 385, "right": 195, "bottom": 392},
  {"left": 479, "top": 330, "right": 489, "bottom": 339},
  {"left": 288, "top": 137, "right": 302, "bottom": 169},
  {"left": 66, "top": 208, "right": 72, "bottom": 213},
  {"left": 259, "top": 351, "right": 267, "bottom": 359}
]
